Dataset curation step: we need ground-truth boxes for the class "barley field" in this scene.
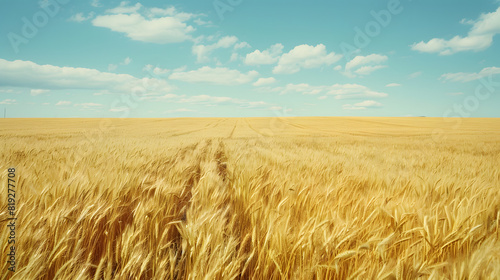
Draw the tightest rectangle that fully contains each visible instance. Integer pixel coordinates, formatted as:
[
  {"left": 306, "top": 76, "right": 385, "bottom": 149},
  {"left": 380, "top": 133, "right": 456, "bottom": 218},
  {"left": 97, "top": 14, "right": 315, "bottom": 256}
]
[{"left": 0, "top": 117, "right": 499, "bottom": 279}]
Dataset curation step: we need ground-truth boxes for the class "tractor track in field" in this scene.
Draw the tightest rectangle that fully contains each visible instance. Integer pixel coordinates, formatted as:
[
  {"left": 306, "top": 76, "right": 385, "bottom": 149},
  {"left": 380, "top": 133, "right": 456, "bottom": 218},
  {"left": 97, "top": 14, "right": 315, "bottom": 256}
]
[
  {"left": 167, "top": 119, "right": 226, "bottom": 137},
  {"left": 228, "top": 120, "right": 237, "bottom": 138},
  {"left": 168, "top": 138, "right": 232, "bottom": 224},
  {"left": 245, "top": 119, "right": 264, "bottom": 136}
]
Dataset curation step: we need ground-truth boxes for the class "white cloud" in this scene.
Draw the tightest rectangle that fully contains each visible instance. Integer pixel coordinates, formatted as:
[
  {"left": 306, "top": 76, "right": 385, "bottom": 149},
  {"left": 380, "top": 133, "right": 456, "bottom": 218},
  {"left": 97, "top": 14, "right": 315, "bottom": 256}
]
[
  {"left": 440, "top": 66, "right": 500, "bottom": 82},
  {"left": 106, "top": 2, "right": 143, "bottom": 14},
  {"left": 470, "top": 7, "right": 500, "bottom": 35},
  {"left": 342, "top": 104, "right": 365, "bottom": 110},
  {"left": 386, "top": 83, "right": 401, "bottom": 87},
  {"left": 253, "top": 77, "right": 276, "bottom": 86},
  {"left": 169, "top": 66, "right": 259, "bottom": 85},
  {"left": 273, "top": 44, "right": 342, "bottom": 74},
  {"left": 91, "top": 0, "right": 101, "bottom": 7},
  {"left": 193, "top": 18, "right": 212, "bottom": 26},
  {"left": 354, "top": 100, "right": 382, "bottom": 107},
  {"left": 109, "top": 57, "right": 131, "bottom": 71},
  {"left": 69, "top": 12, "right": 95, "bottom": 22},
  {"left": 192, "top": 36, "right": 239, "bottom": 63},
  {"left": 272, "top": 83, "right": 388, "bottom": 99},
  {"left": 173, "top": 66, "right": 187, "bottom": 72},
  {"left": 411, "top": 7, "right": 500, "bottom": 55},
  {"left": 326, "top": 84, "right": 388, "bottom": 99},
  {"left": 354, "top": 65, "right": 387, "bottom": 75},
  {"left": 342, "top": 54, "right": 388, "bottom": 77},
  {"left": 143, "top": 64, "right": 169, "bottom": 76},
  {"left": 56, "top": 101, "right": 72, "bottom": 106},
  {"left": 346, "top": 54, "right": 387, "bottom": 71},
  {"left": 122, "top": 57, "right": 132, "bottom": 65},
  {"left": 92, "top": 5, "right": 196, "bottom": 44},
  {"left": 0, "top": 99, "right": 16, "bottom": 105},
  {"left": 230, "top": 53, "right": 239, "bottom": 62},
  {"left": 245, "top": 43, "right": 284, "bottom": 65},
  {"left": 279, "top": 83, "right": 324, "bottom": 95},
  {"left": 343, "top": 100, "right": 382, "bottom": 110},
  {"left": 234, "top": 42, "right": 251, "bottom": 49},
  {"left": 412, "top": 36, "right": 492, "bottom": 55},
  {"left": 30, "top": 89, "right": 50, "bottom": 96},
  {"left": 0, "top": 59, "right": 174, "bottom": 95}
]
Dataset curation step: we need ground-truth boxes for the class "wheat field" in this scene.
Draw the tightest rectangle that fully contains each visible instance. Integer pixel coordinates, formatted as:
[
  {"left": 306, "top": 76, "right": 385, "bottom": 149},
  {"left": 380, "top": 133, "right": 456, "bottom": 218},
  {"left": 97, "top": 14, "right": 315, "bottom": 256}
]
[{"left": 0, "top": 117, "right": 499, "bottom": 279}]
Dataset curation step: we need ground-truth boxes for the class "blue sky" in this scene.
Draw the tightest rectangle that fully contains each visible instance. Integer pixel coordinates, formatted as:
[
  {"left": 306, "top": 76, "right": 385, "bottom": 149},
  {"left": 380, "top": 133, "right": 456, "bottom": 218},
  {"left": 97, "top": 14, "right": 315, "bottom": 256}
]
[{"left": 1, "top": 0, "right": 499, "bottom": 117}]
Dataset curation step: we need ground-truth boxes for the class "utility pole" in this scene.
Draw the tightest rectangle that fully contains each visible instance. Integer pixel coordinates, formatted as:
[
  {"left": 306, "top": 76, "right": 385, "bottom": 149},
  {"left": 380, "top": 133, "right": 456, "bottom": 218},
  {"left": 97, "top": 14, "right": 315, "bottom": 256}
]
[{"left": 3, "top": 108, "right": 5, "bottom": 118}]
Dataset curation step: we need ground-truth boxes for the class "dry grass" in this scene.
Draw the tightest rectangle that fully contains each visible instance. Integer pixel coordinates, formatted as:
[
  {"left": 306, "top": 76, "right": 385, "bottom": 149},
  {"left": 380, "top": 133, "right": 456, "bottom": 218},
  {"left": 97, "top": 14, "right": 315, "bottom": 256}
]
[{"left": 0, "top": 117, "right": 499, "bottom": 279}]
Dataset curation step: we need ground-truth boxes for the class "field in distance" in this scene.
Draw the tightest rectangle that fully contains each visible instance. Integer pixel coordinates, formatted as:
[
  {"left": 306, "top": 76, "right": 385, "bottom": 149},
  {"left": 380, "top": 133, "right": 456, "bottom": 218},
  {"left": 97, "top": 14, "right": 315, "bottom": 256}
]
[{"left": 1, "top": 117, "right": 499, "bottom": 279}]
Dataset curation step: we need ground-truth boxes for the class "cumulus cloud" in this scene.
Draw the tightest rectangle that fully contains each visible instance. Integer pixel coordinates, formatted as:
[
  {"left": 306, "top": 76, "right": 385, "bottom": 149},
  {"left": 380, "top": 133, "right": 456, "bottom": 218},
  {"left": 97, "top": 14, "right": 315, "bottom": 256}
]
[
  {"left": 193, "top": 18, "right": 213, "bottom": 26},
  {"left": 326, "top": 84, "right": 388, "bottom": 99},
  {"left": 143, "top": 64, "right": 170, "bottom": 76},
  {"left": 169, "top": 66, "right": 259, "bottom": 85},
  {"left": 343, "top": 100, "right": 382, "bottom": 110},
  {"left": 106, "top": 2, "right": 143, "bottom": 14},
  {"left": 108, "top": 57, "right": 132, "bottom": 72},
  {"left": 279, "top": 83, "right": 324, "bottom": 95},
  {"left": 245, "top": 43, "right": 284, "bottom": 65},
  {"left": 341, "top": 54, "right": 388, "bottom": 77},
  {"left": 69, "top": 12, "right": 95, "bottom": 22},
  {"left": 411, "top": 7, "right": 500, "bottom": 55},
  {"left": 440, "top": 66, "right": 500, "bottom": 82},
  {"left": 0, "top": 59, "right": 174, "bottom": 95},
  {"left": 91, "top": 3, "right": 197, "bottom": 44},
  {"left": 192, "top": 36, "right": 239, "bottom": 63},
  {"left": 234, "top": 42, "right": 251, "bottom": 49},
  {"left": 91, "top": 0, "right": 101, "bottom": 7},
  {"left": 253, "top": 77, "right": 276, "bottom": 86},
  {"left": 273, "top": 44, "right": 342, "bottom": 74}
]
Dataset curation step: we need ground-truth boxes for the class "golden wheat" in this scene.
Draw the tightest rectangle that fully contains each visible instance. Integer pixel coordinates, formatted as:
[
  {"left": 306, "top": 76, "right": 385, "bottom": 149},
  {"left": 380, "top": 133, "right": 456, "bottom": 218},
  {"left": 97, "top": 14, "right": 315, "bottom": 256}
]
[{"left": 0, "top": 117, "right": 499, "bottom": 279}]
